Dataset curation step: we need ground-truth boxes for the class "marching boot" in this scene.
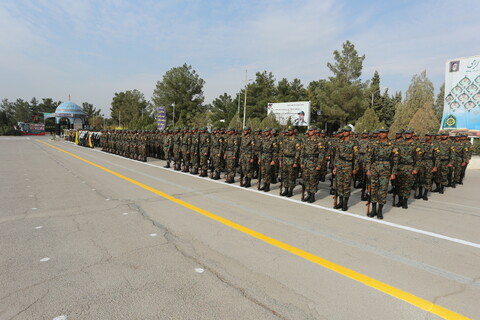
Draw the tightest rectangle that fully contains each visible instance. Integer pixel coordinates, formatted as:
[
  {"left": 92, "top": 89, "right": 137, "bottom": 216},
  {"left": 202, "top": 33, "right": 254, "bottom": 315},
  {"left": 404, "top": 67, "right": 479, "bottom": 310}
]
[
  {"left": 414, "top": 187, "right": 423, "bottom": 199},
  {"left": 308, "top": 192, "right": 315, "bottom": 203},
  {"left": 439, "top": 185, "right": 444, "bottom": 194},
  {"left": 142, "top": 157, "right": 147, "bottom": 162},
  {"left": 229, "top": 176, "right": 235, "bottom": 184},
  {"left": 329, "top": 188, "right": 336, "bottom": 195},
  {"left": 432, "top": 183, "right": 441, "bottom": 192},
  {"left": 422, "top": 189, "right": 429, "bottom": 201},
  {"left": 396, "top": 196, "right": 404, "bottom": 207},
  {"left": 447, "top": 177, "right": 452, "bottom": 187},
  {"left": 259, "top": 182, "right": 266, "bottom": 191},
  {"left": 334, "top": 197, "right": 343, "bottom": 209},
  {"left": 214, "top": 171, "right": 220, "bottom": 180},
  {"left": 377, "top": 204, "right": 384, "bottom": 219},
  {"left": 402, "top": 197, "right": 408, "bottom": 209},
  {"left": 388, "top": 187, "right": 395, "bottom": 194},
  {"left": 361, "top": 189, "right": 368, "bottom": 201},
  {"left": 243, "top": 178, "right": 250, "bottom": 188},
  {"left": 280, "top": 188, "right": 288, "bottom": 196},
  {"left": 451, "top": 182, "right": 456, "bottom": 188},
  {"left": 302, "top": 192, "right": 311, "bottom": 202},
  {"left": 264, "top": 183, "right": 270, "bottom": 192},
  {"left": 368, "top": 203, "right": 377, "bottom": 218},
  {"left": 319, "top": 175, "right": 325, "bottom": 182},
  {"left": 272, "top": 177, "right": 278, "bottom": 184},
  {"left": 342, "top": 197, "right": 349, "bottom": 211},
  {"left": 164, "top": 162, "right": 170, "bottom": 168},
  {"left": 287, "top": 188, "right": 293, "bottom": 197},
  {"left": 458, "top": 179, "right": 463, "bottom": 185}
]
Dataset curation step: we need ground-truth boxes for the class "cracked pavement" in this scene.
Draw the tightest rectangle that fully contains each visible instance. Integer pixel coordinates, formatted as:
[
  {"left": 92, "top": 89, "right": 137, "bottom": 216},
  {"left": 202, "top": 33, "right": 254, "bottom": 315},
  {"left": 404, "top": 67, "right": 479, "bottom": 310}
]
[{"left": 1, "top": 136, "right": 479, "bottom": 320}]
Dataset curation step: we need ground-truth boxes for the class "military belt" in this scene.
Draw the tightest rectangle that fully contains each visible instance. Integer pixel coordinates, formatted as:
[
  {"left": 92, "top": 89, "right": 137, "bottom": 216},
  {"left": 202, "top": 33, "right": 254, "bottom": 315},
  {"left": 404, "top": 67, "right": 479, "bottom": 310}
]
[
  {"left": 422, "top": 157, "right": 433, "bottom": 160},
  {"left": 339, "top": 156, "right": 353, "bottom": 162},
  {"left": 283, "top": 154, "right": 295, "bottom": 158},
  {"left": 399, "top": 161, "right": 414, "bottom": 165},
  {"left": 305, "top": 154, "right": 318, "bottom": 158},
  {"left": 440, "top": 158, "right": 450, "bottom": 161}
]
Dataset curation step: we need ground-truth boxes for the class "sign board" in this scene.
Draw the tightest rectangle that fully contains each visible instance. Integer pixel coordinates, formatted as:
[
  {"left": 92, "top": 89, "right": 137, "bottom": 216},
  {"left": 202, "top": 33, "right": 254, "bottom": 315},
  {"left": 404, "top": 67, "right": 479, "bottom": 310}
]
[
  {"left": 267, "top": 101, "right": 311, "bottom": 126},
  {"left": 441, "top": 55, "right": 480, "bottom": 135},
  {"left": 157, "top": 106, "right": 167, "bottom": 130},
  {"left": 17, "top": 122, "right": 45, "bottom": 135}
]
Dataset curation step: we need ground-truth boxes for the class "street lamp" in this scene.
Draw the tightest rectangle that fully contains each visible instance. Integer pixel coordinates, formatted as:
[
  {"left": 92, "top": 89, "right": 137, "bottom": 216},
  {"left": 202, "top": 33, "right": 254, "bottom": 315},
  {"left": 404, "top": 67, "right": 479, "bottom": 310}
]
[{"left": 242, "top": 70, "right": 253, "bottom": 129}]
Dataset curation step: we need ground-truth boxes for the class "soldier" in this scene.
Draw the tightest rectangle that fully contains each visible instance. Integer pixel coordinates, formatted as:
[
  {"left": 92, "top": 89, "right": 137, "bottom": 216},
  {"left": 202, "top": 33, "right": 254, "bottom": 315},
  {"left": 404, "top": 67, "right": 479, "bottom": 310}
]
[
  {"left": 271, "top": 128, "right": 280, "bottom": 184},
  {"left": 258, "top": 128, "right": 278, "bottom": 192},
  {"left": 451, "top": 134, "right": 466, "bottom": 188},
  {"left": 252, "top": 129, "right": 262, "bottom": 179},
  {"left": 210, "top": 128, "right": 224, "bottom": 180},
  {"left": 332, "top": 126, "right": 359, "bottom": 211},
  {"left": 190, "top": 128, "right": 200, "bottom": 174},
  {"left": 459, "top": 133, "right": 473, "bottom": 184},
  {"left": 172, "top": 128, "right": 182, "bottom": 170},
  {"left": 414, "top": 132, "right": 436, "bottom": 201},
  {"left": 356, "top": 130, "right": 370, "bottom": 200},
  {"left": 300, "top": 126, "right": 325, "bottom": 203},
  {"left": 224, "top": 128, "right": 239, "bottom": 183},
  {"left": 394, "top": 128, "right": 420, "bottom": 209},
  {"left": 366, "top": 127, "right": 398, "bottom": 219},
  {"left": 163, "top": 130, "right": 173, "bottom": 168},
  {"left": 239, "top": 127, "right": 254, "bottom": 187},
  {"left": 199, "top": 128, "right": 210, "bottom": 177},
  {"left": 432, "top": 131, "right": 453, "bottom": 194},
  {"left": 279, "top": 127, "right": 300, "bottom": 197}
]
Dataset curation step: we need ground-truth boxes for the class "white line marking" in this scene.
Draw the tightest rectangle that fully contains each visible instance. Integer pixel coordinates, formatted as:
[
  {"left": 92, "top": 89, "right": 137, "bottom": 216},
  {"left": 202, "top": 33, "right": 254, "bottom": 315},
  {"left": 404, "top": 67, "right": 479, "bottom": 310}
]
[
  {"left": 105, "top": 198, "right": 110, "bottom": 201},
  {"left": 31, "top": 208, "right": 37, "bottom": 210},
  {"left": 53, "top": 315, "right": 67, "bottom": 320},
  {"left": 195, "top": 268, "right": 205, "bottom": 273},
  {"left": 40, "top": 257, "right": 50, "bottom": 262},
  {"left": 149, "top": 233, "right": 158, "bottom": 237},
  {"left": 35, "top": 226, "right": 43, "bottom": 229},
  {"left": 122, "top": 212, "right": 129, "bottom": 215},
  {"left": 66, "top": 143, "right": 480, "bottom": 250}
]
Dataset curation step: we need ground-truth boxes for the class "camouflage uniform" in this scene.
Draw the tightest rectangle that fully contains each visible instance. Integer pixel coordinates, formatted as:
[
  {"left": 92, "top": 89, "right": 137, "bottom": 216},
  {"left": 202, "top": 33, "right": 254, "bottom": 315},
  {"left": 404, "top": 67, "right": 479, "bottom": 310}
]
[
  {"left": 258, "top": 129, "right": 278, "bottom": 192},
  {"left": 394, "top": 129, "right": 420, "bottom": 208},
  {"left": 279, "top": 130, "right": 300, "bottom": 197},
  {"left": 224, "top": 129, "right": 239, "bottom": 183},
  {"left": 199, "top": 129, "right": 211, "bottom": 177},
  {"left": 210, "top": 130, "right": 224, "bottom": 180},
  {"left": 414, "top": 133, "right": 436, "bottom": 200},
  {"left": 332, "top": 128, "right": 359, "bottom": 211},
  {"left": 433, "top": 132, "right": 453, "bottom": 194},
  {"left": 300, "top": 128, "right": 326, "bottom": 203},
  {"left": 239, "top": 129, "right": 254, "bottom": 187}
]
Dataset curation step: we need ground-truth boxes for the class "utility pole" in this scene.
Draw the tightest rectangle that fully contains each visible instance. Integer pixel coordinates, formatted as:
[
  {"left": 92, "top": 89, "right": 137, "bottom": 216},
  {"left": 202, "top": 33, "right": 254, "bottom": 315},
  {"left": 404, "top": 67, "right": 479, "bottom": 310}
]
[{"left": 243, "top": 70, "right": 253, "bottom": 129}]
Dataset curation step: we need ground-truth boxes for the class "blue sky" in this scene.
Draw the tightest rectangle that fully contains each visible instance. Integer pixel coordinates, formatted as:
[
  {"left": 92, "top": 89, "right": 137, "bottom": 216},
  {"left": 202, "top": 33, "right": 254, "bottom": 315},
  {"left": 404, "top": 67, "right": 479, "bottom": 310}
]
[{"left": 1, "top": 0, "right": 480, "bottom": 116}]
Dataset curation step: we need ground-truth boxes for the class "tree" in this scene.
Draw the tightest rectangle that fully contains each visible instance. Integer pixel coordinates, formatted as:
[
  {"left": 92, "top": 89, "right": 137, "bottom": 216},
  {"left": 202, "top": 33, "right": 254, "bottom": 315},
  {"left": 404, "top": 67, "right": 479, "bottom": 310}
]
[
  {"left": 152, "top": 63, "right": 205, "bottom": 126},
  {"left": 434, "top": 83, "right": 445, "bottom": 123},
  {"left": 38, "top": 98, "right": 61, "bottom": 113},
  {"left": 244, "top": 71, "right": 277, "bottom": 120},
  {"left": 390, "top": 71, "right": 434, "bottom": 137},
  {"left": 310, "top": 41, "right": 368, "bottom": 126},
  {"left": 110, "top": 89, "right": 148, "bottom": 129},
  {"left": 354, "top": 107, "right": 384, "bottom": 133},
  {"left": 209, "top": 93, "right": 237, "bottom": 128},
  {"left": 82, "top": 102, "right": 101, "bottom": 123},
  {"left": 228, "top": 113, "right": 242, "bottom": 130},
  {"left": 260, "top": 112, "right": 281, "bottom": 129},
  {"left": 13, "top": 99, "right": 31, "bottom": 123},
  {"left": 408, "top": 102, "right": 440, "bottom": 135},
  {"left": 275, "top": 78, "right": 308, "bottom": 102},
  {"left": 0, "top": 99, "right": 15, "bottom": 126},
  {"left": 376, "top": 89, "right": 398, "bottom": 126}
]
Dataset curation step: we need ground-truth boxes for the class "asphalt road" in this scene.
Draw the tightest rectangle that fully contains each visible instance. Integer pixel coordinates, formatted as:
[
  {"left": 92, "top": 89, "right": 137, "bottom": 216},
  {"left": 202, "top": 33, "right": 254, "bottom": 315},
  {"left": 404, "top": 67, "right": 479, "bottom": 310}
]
[{"left": 1, "top": 136, "right": 479, "bottom": 320}]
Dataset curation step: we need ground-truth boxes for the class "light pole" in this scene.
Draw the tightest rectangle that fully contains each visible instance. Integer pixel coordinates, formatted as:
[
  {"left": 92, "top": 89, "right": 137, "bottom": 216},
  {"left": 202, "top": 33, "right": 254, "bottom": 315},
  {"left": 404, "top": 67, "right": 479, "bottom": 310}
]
[
  {"left": 242, "top": 70, "right": 253, "bottom": 129},
  {"left": 172, "top": 102, "right": 176, "bottom": 127}
]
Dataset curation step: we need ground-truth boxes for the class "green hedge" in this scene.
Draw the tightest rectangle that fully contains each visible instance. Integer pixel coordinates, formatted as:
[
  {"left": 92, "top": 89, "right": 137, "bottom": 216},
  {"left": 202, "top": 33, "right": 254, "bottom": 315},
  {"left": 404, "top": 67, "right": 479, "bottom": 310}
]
[{"left": 0, "top": 126, "right": 22, "bottom": 136}]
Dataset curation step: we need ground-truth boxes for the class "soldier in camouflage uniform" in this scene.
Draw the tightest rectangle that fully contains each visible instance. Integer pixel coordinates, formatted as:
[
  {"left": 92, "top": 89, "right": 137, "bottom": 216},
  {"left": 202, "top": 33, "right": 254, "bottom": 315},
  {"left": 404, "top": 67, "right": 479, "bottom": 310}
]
[
  {"left": 180, "top": 129, "right": 191, "bottom": 172},
  {"left": 357, "top": 130, "right": 370, "bottom": 200},
  {"left": 252, "top": 129, "right": 262, "bottom": 179},
  {"left": 459, "top": 133, "right": 473, "bottom": 184},
  {"left": 239, "top": 127, "right": 254, "bottom": 188},
  {"left": 300, "top": 126, "right": 326, "bottom": 203},
  {"left": 366, "top": 127, "right": 398, "bottom": 219},
  {"left": 432, "top": 131, "right": 453, "bottom": 194},
  {"left": 172, "top": 128, "right": 182, "bottom": 170},
  {"left": 189, "top": 128, "right": 200, "bottom": 174},
  {"left": 258, "top": 128, "right": 278, "bottom": 192},
  {"left": 394, "top": 128, "right": 421, "bottom": 209},
  {"left": 414, "top": 132, "right": 436, "bottom": 201},
  {"left": 332, "top": 127, "right": 359, "bottom": 211},
  {"left": 199, "top": 128, "right": 210, "bottom": 177},
  {"left": 279, "top": 127, "right": 300, "bottom": 197},
  {"left": 224, "top": 128, "right": 239, "bottom": 183},
  {"left": 210, "top": 128, "right": 224, "bottom": 180},
  {"left": 163, "top": 130, "right": 173, "bottom": 168}
]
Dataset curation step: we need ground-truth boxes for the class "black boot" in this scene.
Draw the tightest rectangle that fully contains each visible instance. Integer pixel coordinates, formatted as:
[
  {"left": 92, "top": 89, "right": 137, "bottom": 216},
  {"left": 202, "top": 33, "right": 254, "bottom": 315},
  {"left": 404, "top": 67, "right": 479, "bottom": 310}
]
[
  {"left": 264, "top": 183, "right": 270, "bottom": 192},
  {"left": 259, "top": 182, "right": 266, "bottom": 190},
  {"left": 308, "top": 192, "right": 315, "bottom": 203},
  {"left": 193, "top": 168, "right": 199, "bottom": 175},
  {"left": 439, "top": 185, "right": 444, "bottom": 194},
  {"left": 377, "top": 204, "right": 384, "bottom": 219},
  {"left": 458, "top": 180, "right": 463, "bottom": 185},
  {"left": 164, "top": 163, "right": 170, "bottom": 168},
  {"left": 342, "top": 197, "right": 349, "bottom": 211},
  {"left": 451, "top": 182, "right": 456, "bottom": 188},
  {"left": 395, "top": 197, "right": 403, "bottom": 207},
  {"left": 388, "top": 187, "right": 395, "bottom": 194},
  {"left": 229, "top": 176, "right": 235, "bottom": 184},
  {"left": 422, "top": 189, "right": 428, "bottom": 201},
  {"left": 244, "top": 178, "right": 251, "bottom": 188},
  {"left": 334, "top": 197, "right": 343, "bottom": 209},
  {"left": 287, "top": 188, "right": 293, "bottom": 197},
  {"left": 402, "top": 198, "right": 408, "bottom": 209},
  {"left": 329, "top": 188, "right": 336, "bottom": 195},
  {"left": 302, "top": 192, "right": 311, "bottom": 202},
  {"left": 368, "top": 203, "right": 377, "bottom": 218},
  {"left": 280, "top": 188, "right": 288, "bottom": 196},
  {"left": 432, "top": 183, "right": 441, "bottom": 192},
  {"left": 214, "top": 171, "right": 220, "bottom": 180},
  {"left": 414, "top": 188, "right": 423, "bottom": 199},
  {"left": 272, "top": 177, "right": 278, "bottom": 184}
]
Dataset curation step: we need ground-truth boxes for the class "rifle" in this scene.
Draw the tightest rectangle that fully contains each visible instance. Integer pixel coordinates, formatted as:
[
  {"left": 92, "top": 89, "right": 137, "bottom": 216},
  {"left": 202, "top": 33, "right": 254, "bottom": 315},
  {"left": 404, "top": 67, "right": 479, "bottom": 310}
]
[
  {"left": 392, "top": 181, "right": 397, "bottom": 206},
  {"left": 301, "top": 172, "right": 305, "bottom": 201},
  {"left": 240, "top": 166, "right": 244, "bottom": 187},
  {"left": 365, "top": 177, "right": 371, "bottom": 216},
  {"left": 257, "top": 161, "right": 262, "bottom": 190},
  {"left": 333, "top": 173, "right": 338, "bottom": 207},
  {"left": 279, "top": 164, "right": 284, "bottom": 195}
]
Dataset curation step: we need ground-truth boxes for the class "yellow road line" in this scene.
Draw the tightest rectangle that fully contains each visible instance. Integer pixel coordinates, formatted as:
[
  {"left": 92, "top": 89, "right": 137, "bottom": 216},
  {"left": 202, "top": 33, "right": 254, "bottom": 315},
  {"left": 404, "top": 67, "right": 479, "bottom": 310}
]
[{"left": 38, "top": 140, "right": 471, "bottom": 320}]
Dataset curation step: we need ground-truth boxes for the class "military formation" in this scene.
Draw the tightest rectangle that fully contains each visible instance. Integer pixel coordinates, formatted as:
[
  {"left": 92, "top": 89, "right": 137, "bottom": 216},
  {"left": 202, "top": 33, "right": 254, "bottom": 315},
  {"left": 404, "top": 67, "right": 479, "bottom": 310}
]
[{"left": 69, "top": 126, "right": 472, "bottom": 220}]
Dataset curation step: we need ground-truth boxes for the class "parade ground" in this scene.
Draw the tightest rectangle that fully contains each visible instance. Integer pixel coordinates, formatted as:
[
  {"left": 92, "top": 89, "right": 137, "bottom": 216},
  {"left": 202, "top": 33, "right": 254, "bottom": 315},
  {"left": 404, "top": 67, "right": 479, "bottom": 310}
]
[{"left": 1, "top": 135, "right": 480, "bottom": 320}]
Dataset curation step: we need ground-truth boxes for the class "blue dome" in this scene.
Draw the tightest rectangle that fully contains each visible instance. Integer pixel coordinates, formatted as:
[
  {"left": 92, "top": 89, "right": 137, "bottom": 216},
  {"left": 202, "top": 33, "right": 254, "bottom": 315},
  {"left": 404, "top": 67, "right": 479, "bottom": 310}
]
[{"left": 55, "top": 101, "right": 85, "bottom": 115}]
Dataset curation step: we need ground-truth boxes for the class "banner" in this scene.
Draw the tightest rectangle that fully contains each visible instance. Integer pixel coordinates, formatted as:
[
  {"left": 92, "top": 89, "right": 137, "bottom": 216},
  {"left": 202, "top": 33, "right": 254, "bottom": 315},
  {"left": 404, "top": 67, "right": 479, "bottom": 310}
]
[
  {"left": 17, "top": 122, "right": 45, "bottom": 135},
  {"left": 267, "top": 101, "right": 311, "bottom": 126},
  {"left": 441, "top": 55, "right": 480, "bottom": 135},
  {"left": 157, "top": 106, "right": 167, "bottom": 130}
]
